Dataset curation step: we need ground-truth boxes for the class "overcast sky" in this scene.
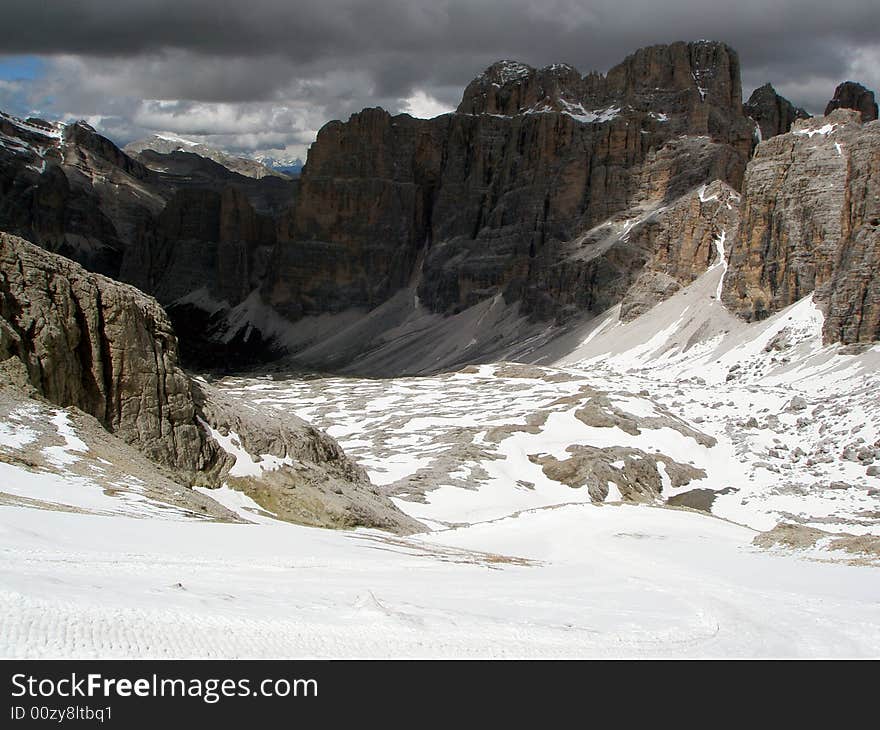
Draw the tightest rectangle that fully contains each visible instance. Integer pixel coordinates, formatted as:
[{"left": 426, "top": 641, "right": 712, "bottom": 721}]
[{"left": 0, "top": 0, "right": 877, "bottom": 161}]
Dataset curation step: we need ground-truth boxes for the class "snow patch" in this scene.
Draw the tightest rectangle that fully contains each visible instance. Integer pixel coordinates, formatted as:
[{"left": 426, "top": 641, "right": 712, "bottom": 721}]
[
  {"left": 197, "top": 418, "right": 295, "bottom": 478},
  {"left": 794, "top": 123, "right": 836, "bottom": 138},
  {"left": 41, "top": 411, "right": 88, "bottom": 467}
]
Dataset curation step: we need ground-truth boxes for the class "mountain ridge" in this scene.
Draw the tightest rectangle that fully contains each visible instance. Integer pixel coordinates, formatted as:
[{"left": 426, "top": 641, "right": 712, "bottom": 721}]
[
  {"left": 124, "top": 134, "right": 293, "bottom": 180},
  {"left": 1, "top": 40, "right": 878, "bottom": 372}
]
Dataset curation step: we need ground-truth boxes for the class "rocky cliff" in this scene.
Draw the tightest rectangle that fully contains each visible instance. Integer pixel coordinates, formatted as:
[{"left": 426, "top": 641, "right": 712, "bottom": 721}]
[
  {"left": 265, "top": 41, "right": 753, "bottom": 331},
  {"left": 3, "top": 42, "right": 879, "bottom": 365},
  {"left": 264, "top": 50, "right": 878, "bottom": 353},
  {"left": 0, "top": 232, "right": 419, "bottom": 531},
  {"left": 722, "top": 110, "right": 880, "bottom": 343},
  {"left": 0, "top": 232, "right": 207, "bottom": 473}
]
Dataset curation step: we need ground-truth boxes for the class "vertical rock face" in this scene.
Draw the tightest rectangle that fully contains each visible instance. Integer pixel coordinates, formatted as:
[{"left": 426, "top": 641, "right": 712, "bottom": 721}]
[
  {"left": 0, "top": 231, "right": 209, "bottom": 474},
  {"left": 265, "top": 40, "right": 753, "bottom": 326},
  {"left": 826, "top": 117, "right": 880, "bottom": 343},
  {"left": 825, "top": 81, "right": 878, "bottom": 122},
  {"left": 267, "top": 107, "right": 445, "bottom": 319},
  {"left": 744, "top": 83, "right": 810, "bottom": 140},
  {"left": 121, "top": 186, "right": 276, "bottom": 306},
  {"left": 722, "top": 110, "right": 880, "bottom": 343},
  {"left": 618, "top": 180, "right": 741, "bottom": 321}
]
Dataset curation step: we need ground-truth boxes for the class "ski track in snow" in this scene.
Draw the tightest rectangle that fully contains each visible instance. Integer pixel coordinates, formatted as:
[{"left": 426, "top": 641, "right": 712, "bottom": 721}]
[{"left": 1, "top": 504, "right": 878, "bottom": 658}]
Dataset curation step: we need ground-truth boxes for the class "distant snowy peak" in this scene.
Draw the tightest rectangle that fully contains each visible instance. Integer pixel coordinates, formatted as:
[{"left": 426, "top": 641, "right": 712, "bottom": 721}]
[
  {"left": 0, "top": 111, "right": 64, "bottom": 140},
  {"left": 254, "top": 154, "right": 304, "bottom": 176},
  {"left": 124, "top": 134, "right": 292, "bottom": 180}
]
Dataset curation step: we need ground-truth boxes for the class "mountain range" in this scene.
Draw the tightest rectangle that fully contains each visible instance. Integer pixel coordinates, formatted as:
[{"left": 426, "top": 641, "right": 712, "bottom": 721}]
[{"left": 0, "top": 38, "right": 878, "bottom": 531}]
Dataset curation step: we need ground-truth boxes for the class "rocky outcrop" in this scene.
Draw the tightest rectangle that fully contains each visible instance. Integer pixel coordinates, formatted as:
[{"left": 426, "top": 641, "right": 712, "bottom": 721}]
[
  {"left": 195, "top": 383, "right": 422, "bottom": 532},
  {"left": 744, "top": 83, "right": 810, "bottom": 140},
  {"left": 825, "top": 81, "right": 878, "bottom": 122},
  {"left": 0, "top": 233, "right": 419, "bottom": 532},
  {"left": 532, "top": 445, "right": 704, "bottom": 503},
  {"left": 722, "top": 110, "right": 880, "bottom": 343},
  {"left": 0, "top": 231, "right": 210, "bottom": 474}
]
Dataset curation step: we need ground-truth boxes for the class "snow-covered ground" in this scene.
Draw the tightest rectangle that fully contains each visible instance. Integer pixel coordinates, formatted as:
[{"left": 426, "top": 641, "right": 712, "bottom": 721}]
[
  {"left": 217, "top": 277, "right": 879, "bottom": 536},
  {"left": 2, "top": 497, "right": 878, "bottom": 658},
  {"left": 1, "top": 262, "right": 878, "bottom": 658}
]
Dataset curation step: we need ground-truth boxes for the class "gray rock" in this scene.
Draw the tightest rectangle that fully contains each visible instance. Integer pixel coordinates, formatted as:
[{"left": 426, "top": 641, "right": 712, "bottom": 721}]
[{"left": 0, "top": 233, "right": 419, "bottom": 533}]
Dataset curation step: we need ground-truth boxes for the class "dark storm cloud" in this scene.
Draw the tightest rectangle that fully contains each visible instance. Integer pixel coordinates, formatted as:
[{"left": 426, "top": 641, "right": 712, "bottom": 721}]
[{"left": 1, "top": 1, "right": 878, "bottom": 157}]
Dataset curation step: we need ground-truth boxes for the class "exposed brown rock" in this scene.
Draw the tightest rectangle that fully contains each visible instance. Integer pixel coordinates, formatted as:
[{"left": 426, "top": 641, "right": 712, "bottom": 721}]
[
  {"left": 600, "top": 179, "right": 740, "bottom": 322},
  {"left": 195, "top": 383, "right": 423, "bottom": 533},
  {"left": 530, "top": 444, "right": 705, "bottom": 503},
  {"left": 722, "top": 109, "right": 880, "bottom": 343},
  {"left": 0, "top": 232, "right": 209, "bottom": 474},
  {"left": 754, "top": 522, "right": 880, "bottom": 563}
]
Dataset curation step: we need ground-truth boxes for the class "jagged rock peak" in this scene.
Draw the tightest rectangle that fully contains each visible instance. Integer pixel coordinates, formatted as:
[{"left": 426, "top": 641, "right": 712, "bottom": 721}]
[
  {"left": 825, "top": 81, "right": 878, "bottom": 122},
  {"left": 458, "top": 40, "right": 746, "bottom": 121},
  {"left": 744, "top": 82, "right": 810, "bottom": 141},
  {"left": 477, "top": 59, "right": 536, "bottom": 84},
  {"left": 458, "top": 58, "right": 594, "bottom": 117}
]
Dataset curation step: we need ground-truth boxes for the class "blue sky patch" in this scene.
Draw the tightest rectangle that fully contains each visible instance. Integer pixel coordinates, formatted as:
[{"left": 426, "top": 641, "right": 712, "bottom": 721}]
[{"left": 0, "top": 55, "right": 45, "bottom": 82}]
